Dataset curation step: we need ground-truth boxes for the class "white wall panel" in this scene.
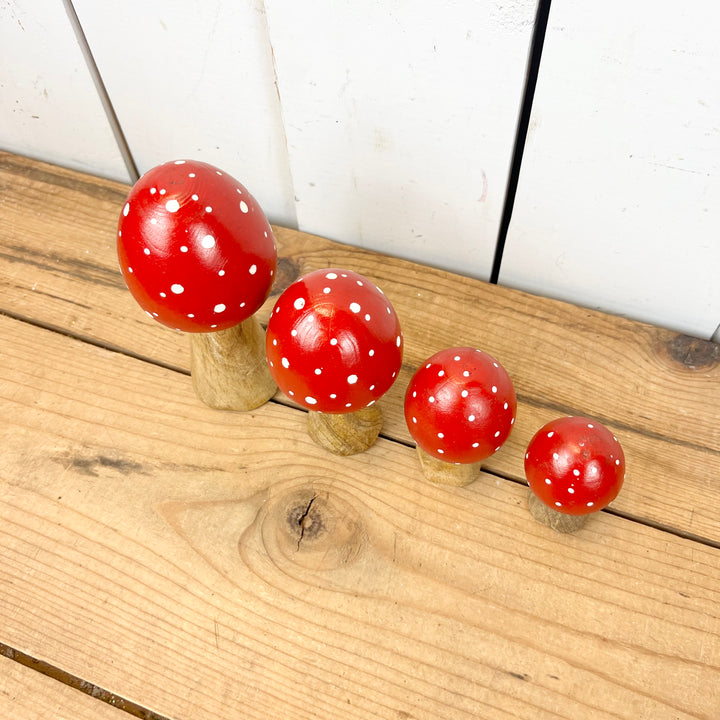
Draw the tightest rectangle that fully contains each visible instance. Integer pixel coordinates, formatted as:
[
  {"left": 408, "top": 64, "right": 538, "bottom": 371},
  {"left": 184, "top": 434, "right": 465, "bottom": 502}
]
[
  {"left": 72, "top": 0, "right": 296, "bottom": 226},
  {"left": 264, "top": 1, "right": 537, "bottom": 280},
  {"left": 500, "top": 0, "right": 720, "bottom": 338},
  {"left": 0, "top": 0, "right": 130, "bottom": 182}
]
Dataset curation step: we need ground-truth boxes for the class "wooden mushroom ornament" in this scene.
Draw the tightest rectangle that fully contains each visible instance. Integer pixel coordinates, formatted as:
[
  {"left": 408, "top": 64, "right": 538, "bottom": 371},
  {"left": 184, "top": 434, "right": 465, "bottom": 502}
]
[
  {"left": 524, "top": 416, "right": 626, "bottom": 533},
  {"left": 266, "top": 268, "right": 403, "bottom": 455},
  {"left": 117, "top": 159, "right": 277, "bottom": 411},
  {"left": 404, "top": 347, "right": 517, "bottom": 486}
]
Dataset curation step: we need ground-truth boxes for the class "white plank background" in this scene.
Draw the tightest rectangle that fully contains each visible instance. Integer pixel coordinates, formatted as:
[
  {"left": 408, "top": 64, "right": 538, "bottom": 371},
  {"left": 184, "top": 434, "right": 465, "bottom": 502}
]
[
  {"left": 71, "top": 0, "right": 298, "bottom": 227},
  {"left": 263, "top": 0, "right": 537, "bottom": 279},
  {"left": 0, "top": 0, "right": 130, "bottom": 182},
  {"left": 500, "top": 0, "right": 720, "bottom": 338}
]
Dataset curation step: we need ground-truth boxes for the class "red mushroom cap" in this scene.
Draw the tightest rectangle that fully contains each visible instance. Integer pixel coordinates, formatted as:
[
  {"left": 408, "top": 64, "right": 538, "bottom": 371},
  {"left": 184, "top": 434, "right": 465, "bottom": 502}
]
[
  {"left": 117, "top": 159, "right": 276, "bottom": 332},
  {"left": 265, "top": 268, "right": 403, "bottom": 412},
  {"left": 524, "top": 416, "right": 625, "bottom": 515},
  {"left": 404, "top": 347, "right": 517, "bottom": 463}
]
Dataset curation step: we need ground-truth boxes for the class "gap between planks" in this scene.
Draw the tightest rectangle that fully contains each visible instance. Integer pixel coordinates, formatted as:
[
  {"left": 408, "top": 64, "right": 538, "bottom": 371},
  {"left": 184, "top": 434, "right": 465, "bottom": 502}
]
[
  {"left": 0, "top": 642, "right": 169, "bottom": 720},
  {"left": 3, "top": 305, "right": 719, "bottom": 554}
]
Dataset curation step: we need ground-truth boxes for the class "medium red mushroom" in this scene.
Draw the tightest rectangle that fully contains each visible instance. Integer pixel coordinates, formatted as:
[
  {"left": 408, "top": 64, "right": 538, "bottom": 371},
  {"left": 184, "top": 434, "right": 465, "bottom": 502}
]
[
  {"left": 265, "top": 268, "right": 403, "bottom": 455},
  {"left": 524, "top": 416, "right": 626, "bottom": 532},
  {"left": 117, "top": 159, "right": 277, "bottom": 410},
  {"left": 404, "top": 347, "right": 517, "bottom": 486}
]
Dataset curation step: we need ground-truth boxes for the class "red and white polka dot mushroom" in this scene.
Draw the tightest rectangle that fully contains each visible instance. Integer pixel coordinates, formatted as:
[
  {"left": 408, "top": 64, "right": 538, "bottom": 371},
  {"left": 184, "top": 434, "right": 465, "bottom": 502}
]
[
  {"left": 404, "top": 347, "right": 517, "bottom": 486},
  {"left": 117, "top": 159, "right": 277, "bottom": 411},
  {"left": 266, "top": 268, "right": 403, "bottom": 455},
  {"left": 524, "top": 416, "right": 626, "bottom": 533}
]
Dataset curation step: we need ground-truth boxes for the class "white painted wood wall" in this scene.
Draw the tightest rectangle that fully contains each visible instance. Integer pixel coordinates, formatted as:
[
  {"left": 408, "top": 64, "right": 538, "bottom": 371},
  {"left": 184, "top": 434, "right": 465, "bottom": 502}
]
[{"left": 2, "top": 1, "right": 718, "bottom": 340}]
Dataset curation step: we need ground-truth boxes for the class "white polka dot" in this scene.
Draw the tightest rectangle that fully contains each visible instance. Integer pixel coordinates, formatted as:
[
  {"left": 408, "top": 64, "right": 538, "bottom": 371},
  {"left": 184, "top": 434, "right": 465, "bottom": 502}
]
[
  {"left": 239, "top": 302, "right": 246, "bottom": 308},
  {"left": 468, "top": 415, "right": 475, "bottom": 422},
  {"left": 345, "top": 402, "right": 352, "bottom": 408},
  {"left": 587, "top": 502, "right": 594, "bottom": 507},
  {"left": 281, "top": 357, "right": 289, "bottom": 368},
  {"left": 438, "top": 370, "right": 445, "bottom": 377},
  {"left": 189, "top": 173, "right": 195, "bottom": 178},
  {"left": 305, "top": 396, "right": 317, "bottom": 405},
  {"left": 159, "top": 292, "right": 166, "bottom": 298},
  {"left": 437, "top": 449, "right": 444, "bottom": 455},
  {"left": 127, "top": 267, "right": 133, "bottom": 273},
  {"left": 545, "top": 478, "right": 552, "bottom": 485},
  {"left": 174, "top": 160, "right": 185, "bottom": 165},
  {"left": 553, "top": 452, "right": 559, "bottom": 460},
  {"left": 214, "top": 303, "right": 226, "bottom": 313},
  {"left": 347, "top": 374, "right": 358, "bottom": 384},
  {"left": 454, "top": 355, "right": 461, "bottom": 361},
  {"left": 547, "top": 431, "right": 554, "bottom": 438},
  {"left": 429, "top": 396, "right": 435, "bottom": 403},
  {"left": 568, "top": 488, "right": 575, "bottom": 494},
  {"left": 187, "top": 313, "right": 194, "bottom": 318},
  {"left": 350, "top": 302, "right": 361, "bottom": 313},
  {"left": 615, "top": 459, "right": 621, "bottom": 465},
  {"left": 356, "top": 280, "right": 363, "bottom": 286},
  {"left": 290, "top": 329, "right": 297, "bottom": 337},
  {"left": 426, "top": 363, "right": 432, "bottom": 369},
  {"left": 511, "top": 418, "right": 515, "bottom": 425},
  {"left": 159, "top": 189, "right": 166, "bottom": 195},
  {"left": 412, "top": 416, "right": 417, "bottom": 424},
  {"left": 573, "top": 469, "right": 580, "bottom": 476},
  {"left": 504, "top": 402, "right": 509, "bottom": 410},
  {"left": 143, "top": 248, "right": 150, "bottom": 255},
  {"left": 555, "top": 501, "right": 562, "bottom": 507},
  {"left": 588, "top": 423, "right": 594, "bottom": 428},
  {"left": 369, "top": 384, "right": 375, "bottom": 391},
  {"left": 494, "top": 431, "right": 501, "bottom": 438},
  {"left": 326, "top": 272, "right": 337, "bottom": 279},
  {"left": 205, "top": 206, "right": 212, "bottom": 213},
  {"left": 294, "top": 298, "right": 305, "bottom": 310},
  {"left": 191, "top": 194, "right": 199, "bottom": 201},
  {"left": 461, "top": 390, "right": 468, "bottom": 398},
  {"left": 145, "top": 311, "right": 153, "bottom": 318},
  {"left": 201, "top": 235, "right": 215, "bottom": 249},
  {"left": 396, "top": 336, "right": 401, "bottom": 347},
  {"left": 272, "top": 339, "right": 278, "bottom": 346},
  {"left": 491, "top": 386, "right": 498, "bottom": 393},
  {"left": 472, "top": 442, "right": 479, "bottom": 448},
  {"left": 169, "top": 284, "right": 184, "bottom": 294},
  {"left": 437, "top": 432, "right": 444, "bottom": 439},
  {"left": 165, "top": 199, "right": 180, "bottom": 213},
  {"left": 314, "top": 368, "right": 322, "bottom": 375},
  {"left": 249, "top": 264, "right": 257, "bottom": 275},
  {"left": 240, "top": 201, "right": 249, "bottom": 213},
  {"left": 149, "top": 189, "right": 156, "bottom": 195},
  {"left": 369, "top": 349, "right": 375, "bottom": 357},
  {"left": 180, "top": 246, "right": 188, "bottom": 253},
  {"left": 323, "top": 287, "right": 331, "bottom": 294},
  {"left": 218, "top": 270, "right": 225, "bottom": 276},
  {"left": 150, "top": 218, "right": 157, "bottom": 225},
  {"left": 330, "top": 394, "right": 337, "bottom": 399},
  {"left": 330, "top": 338, "right": 337, "bottom": 345},
  {"left": 463, "top": 370, "right": 470, "bottom": 377},
  {"left": 364, "top": 314, "right": 371, "bottom": 321},
  {"left": 123, "top": 203, "right": 130, "bottom": 216}
]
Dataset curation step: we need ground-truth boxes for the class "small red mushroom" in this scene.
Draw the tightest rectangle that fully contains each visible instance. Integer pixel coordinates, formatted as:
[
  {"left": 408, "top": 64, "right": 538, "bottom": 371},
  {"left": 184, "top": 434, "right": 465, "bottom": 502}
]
[
  {"left": 117, "top": 159, "right": 277, "bottom": 410},
  {"left": 524, "top": 416, "right": 626, "bottom": 532},
  {"left": 404, "top": 347, "right": 517, "bottom": 486},
  {"left": 266, "top": 268, "right": 403, "bottom": 454}
]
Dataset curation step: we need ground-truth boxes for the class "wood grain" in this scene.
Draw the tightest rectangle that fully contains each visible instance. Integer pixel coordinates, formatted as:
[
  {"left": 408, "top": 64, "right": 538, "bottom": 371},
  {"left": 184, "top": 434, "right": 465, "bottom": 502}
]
[
  {"left": 1, "top": 152, "right": 718, "bottom": 542},
  {"left": 0, "top": 653, "right": 128, "bottom": 720},
  {"left": 1, "top": 313, "right": 719, "bottom": 719}
]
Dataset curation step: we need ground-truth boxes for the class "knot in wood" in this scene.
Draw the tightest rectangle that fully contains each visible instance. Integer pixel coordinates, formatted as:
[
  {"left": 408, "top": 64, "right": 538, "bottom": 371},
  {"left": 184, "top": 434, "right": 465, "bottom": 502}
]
[
  {"left": 270, "top": 486, "right": 366, "bottom": 570},
  {"left": 664, "top": 334, "right": 720, "bottom": 371}
]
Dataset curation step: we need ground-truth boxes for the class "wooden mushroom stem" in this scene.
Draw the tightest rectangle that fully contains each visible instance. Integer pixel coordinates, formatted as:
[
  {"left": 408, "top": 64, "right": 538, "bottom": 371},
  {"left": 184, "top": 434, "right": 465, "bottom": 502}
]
[
  {"left": 416, "top": 446, "right": 482, "bottom": 487},
  {"left": 190, "top": 315, "right": 276, "bottom": 411},
  {"left": 307, "top": 405, "right": 383, "bottom": 456},
  {"left": 527, "top": 490, "right": 588, "bottom": 533}
]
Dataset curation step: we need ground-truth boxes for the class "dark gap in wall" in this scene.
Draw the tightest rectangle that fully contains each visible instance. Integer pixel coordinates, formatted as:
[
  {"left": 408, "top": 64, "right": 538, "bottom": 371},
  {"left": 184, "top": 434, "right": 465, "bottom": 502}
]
[
  {"left": 490, "top": 0, "right": 552, "bottom": 284},
  {"left": 62, "top": 0, "right": 140, "bottom": 182}
]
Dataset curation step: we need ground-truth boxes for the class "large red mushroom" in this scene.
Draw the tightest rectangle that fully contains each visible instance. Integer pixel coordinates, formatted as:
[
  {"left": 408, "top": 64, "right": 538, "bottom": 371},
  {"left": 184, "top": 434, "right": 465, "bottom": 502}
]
[
  {"left": 404, "top": 347, "right": 517, "bottom": 485},
  {"left": 117, "top": 159, "right": 277, "bottom": 410},
  {"left": 524, "top": 416, "right": 626, "bottom": 532},
  {"left": 266, "top": 268, "right": 403, "bottom": 454}
]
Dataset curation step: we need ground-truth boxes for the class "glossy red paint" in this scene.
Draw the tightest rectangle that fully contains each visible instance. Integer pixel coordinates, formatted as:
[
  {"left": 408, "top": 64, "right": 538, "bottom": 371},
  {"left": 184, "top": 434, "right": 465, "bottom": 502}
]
[
  {"left": 404, "top": 347, "right": 517, "bottom": 463},
  {"left": 117, "top": 159, "right": 276, "bottom": 333},
  {"left": 524, "top": 416, "right": 625, "bottom": 515},
  {"left": 265, "top": 268, "right": 403, "bottom": 412}
]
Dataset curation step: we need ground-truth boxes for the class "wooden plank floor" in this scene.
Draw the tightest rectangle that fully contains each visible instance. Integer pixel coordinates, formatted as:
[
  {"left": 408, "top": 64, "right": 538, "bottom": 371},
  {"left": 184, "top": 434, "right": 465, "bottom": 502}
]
[{"left": 1, "top": 152, "right": 718, "bottom": 718}]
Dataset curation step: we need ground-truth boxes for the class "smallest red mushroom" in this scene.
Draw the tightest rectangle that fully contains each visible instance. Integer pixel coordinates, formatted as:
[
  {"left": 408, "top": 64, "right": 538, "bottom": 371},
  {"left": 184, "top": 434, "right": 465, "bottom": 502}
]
[
  {"left": 404, "top": 347, "right": 517, "bottom": 486},
  {"left": 524, "top": 416, "right": 626, "bottom": 533}
]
